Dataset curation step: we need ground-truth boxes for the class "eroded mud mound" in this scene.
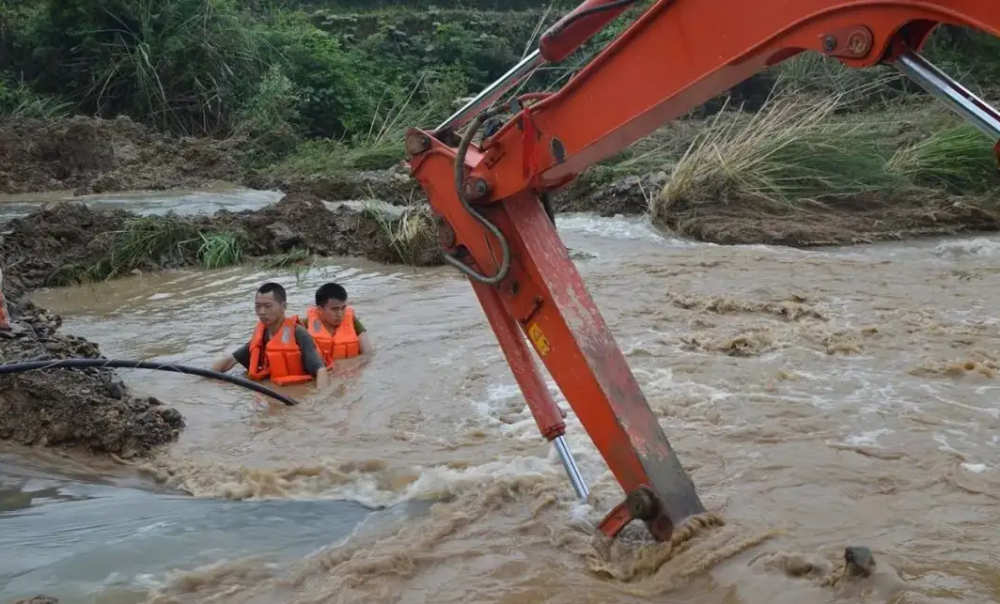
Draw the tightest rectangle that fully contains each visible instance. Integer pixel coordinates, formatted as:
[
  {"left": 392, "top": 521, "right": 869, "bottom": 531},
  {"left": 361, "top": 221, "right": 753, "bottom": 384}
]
[
  {"left": 0, "top": 115, "right": 244, "bottom": 195},
  {"left": 658, "top": 193, "right": 1000, "bottom": 247},
  {"left": 552, "top": 171, "right": 666, "bottom": 217},
  {"left": 0, "top": 301, "right": 184, "bottom": 458},
  {"left": 0, "top": 192, "right": 442, "bottom": 297},
  {"left": 226, "top": 192, "right": 441, "bottom": 265},
  {"left": 0, "top": 201, "right": 130, "bottom": 296},
  {"left": 248, "top": 164, "right": 422, "bottom": 206},
  {"left": 259, "top": 164, "right": 658, "bottom": 218}
]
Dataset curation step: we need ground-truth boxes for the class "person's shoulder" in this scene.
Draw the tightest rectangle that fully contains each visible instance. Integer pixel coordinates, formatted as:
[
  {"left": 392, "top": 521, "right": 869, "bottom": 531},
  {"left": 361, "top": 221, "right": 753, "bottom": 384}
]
[{"left": 293, "top": 324, "right": 315, "bottom": 340}]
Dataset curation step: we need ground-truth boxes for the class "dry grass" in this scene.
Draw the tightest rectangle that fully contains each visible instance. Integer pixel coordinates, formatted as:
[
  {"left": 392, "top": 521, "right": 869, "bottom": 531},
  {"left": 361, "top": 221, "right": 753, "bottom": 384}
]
[
  {"left": 362, "top": 201, "right": 439, "bottom": 265},
  {"left": 654, "top": 93, "right": 901, "bottom": 219}
]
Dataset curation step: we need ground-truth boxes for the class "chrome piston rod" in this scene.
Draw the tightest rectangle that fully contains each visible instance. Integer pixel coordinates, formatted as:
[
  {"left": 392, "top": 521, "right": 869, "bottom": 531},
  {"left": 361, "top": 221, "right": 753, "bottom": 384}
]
[
  {"left": 553, "top": 435, "right": 590, "bottom": 501},
  {"left": 436, "top": 49, "right": 546, "bottom": 133},
  {"left": 894, "top": 50, "right": 1000, "bottom": 140}
]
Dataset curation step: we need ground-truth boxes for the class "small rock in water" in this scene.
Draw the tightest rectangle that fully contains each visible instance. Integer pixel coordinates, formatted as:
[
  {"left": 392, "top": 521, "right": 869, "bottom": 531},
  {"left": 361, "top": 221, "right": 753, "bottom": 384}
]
[{"left": 844, "top": 545, "right": 876, "bottom": 577}]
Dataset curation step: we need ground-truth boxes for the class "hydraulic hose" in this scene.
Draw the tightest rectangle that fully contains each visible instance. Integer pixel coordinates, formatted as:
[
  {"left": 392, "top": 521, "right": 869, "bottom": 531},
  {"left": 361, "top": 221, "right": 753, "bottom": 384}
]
[
  {"left": 0, "top": 358, "right": 299, "bottom": 406},
  {"left": 444, "top": 108, "right": 513, "bottom": 285}
]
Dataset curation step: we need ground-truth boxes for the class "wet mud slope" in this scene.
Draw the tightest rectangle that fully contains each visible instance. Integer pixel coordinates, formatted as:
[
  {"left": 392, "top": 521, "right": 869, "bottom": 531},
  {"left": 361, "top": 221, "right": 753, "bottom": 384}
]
[
  {"left": 0, "top": 116, "right": 244, "bottom": 195},
  {"left": 0, "top": 300, "right": 184, "bottom": 458},
  {"left": 660, "top": 192, "right": 1000, "bottom": 247}
]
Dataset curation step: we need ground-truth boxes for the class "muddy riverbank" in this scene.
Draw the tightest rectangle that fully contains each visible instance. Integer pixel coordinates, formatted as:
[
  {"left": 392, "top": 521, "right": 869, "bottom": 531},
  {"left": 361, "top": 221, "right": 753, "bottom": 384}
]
[{"left": 7, "top": 115, "right": 1000, "bottom": 250}]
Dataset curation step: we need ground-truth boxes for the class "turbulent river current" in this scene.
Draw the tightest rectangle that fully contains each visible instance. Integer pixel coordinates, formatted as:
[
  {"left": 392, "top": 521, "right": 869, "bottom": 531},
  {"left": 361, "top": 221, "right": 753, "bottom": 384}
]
[{"left": 2, "top": 190, "right": 1000, "bottom": 604}]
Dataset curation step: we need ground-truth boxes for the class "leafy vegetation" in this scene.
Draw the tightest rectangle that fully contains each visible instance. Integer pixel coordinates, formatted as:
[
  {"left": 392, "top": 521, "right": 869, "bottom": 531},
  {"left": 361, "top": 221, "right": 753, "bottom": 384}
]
[{"left": 1, "top": 0, "right": 1000, "bottom": 247}]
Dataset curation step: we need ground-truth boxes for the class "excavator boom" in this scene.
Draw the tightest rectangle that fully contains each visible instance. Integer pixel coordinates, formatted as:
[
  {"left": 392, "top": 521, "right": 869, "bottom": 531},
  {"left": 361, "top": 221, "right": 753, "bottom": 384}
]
[{"left": 405, "top": 0, "right": 1000, "bottom": 542}]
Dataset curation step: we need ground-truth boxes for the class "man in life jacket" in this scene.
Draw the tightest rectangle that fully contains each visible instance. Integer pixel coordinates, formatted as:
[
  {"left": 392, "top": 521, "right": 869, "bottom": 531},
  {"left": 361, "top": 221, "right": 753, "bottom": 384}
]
[
  {"left": 211, "top": 282, "right": 329, "bottom": 388},
  {"left": 299, "top": 282, "right": 372, "bottom": 367}
]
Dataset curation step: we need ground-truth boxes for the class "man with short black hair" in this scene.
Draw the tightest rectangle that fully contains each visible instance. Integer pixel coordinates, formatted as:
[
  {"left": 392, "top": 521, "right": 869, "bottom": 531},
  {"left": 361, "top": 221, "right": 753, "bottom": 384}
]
[
  {"left": 212, "top": 282, "right": 329, "bottom": 388},
  {"left": 300, "top": 282, "right": 372, "bottom": 365}
]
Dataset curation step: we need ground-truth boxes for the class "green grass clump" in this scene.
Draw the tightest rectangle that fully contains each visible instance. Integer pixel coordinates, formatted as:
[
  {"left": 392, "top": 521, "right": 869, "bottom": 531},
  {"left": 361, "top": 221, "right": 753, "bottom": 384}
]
[
  {"left": 197, "top": 231, "right": 246, "bottom": 269},
  {"left": 887, "top": 121, "right": 1000, "bottom": 193},
  {"left": 49, "top": 215, "right": 250, "bottom": 285},
  {"left": 655, "top": 93, "right": 901, "bottom": 217},
  {"left": 0, "top": 77, "right": 72, "bottom": 125}
]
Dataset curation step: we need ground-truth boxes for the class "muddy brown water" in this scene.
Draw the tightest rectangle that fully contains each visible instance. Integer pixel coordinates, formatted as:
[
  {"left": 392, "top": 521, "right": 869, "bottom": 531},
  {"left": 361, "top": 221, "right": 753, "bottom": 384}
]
[{"left": 3, "top": 191, "right": 1000, "bottom": 603}]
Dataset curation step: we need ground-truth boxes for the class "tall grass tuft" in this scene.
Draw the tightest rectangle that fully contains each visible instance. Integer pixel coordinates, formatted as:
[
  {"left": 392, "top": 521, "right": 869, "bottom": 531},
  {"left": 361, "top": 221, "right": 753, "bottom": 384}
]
[
  {"left": 887, "top": 121, "right": 1000, "bottom": 193},
  {"left": 655, "top": 93, "right": 901, "bottom": 218},
  {"left": 108, "top": 216, "right": 202, "bottom": 275},
  {"left": 0, "top": 77, "right": 72, "bottom": 125},
  {"left": 57, "top": 215, "right": 252, "bottom": 282},
  {"left": 83, "top": 0, "right": 271, "bottom": 135},
  {"left": 362, "top": 201, "right": 438, "bottom": 266},
  {"left": 198, "top": 231, "right": 246, "bottom": 269},
  {"left": 772, "top": 52, "right": 915, "bottom": 109}
]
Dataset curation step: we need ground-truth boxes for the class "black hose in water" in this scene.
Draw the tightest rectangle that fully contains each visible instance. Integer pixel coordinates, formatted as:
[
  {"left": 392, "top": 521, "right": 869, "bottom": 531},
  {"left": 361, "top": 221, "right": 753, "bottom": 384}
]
[{"left": 0, "top": 358, "right": 299, "bottom": 406}]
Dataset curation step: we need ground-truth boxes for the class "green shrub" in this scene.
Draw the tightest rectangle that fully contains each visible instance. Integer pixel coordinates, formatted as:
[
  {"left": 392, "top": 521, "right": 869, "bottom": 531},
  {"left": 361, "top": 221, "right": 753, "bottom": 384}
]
[{"left": 261, "top": 11, "right": 377, "bottom": 139}]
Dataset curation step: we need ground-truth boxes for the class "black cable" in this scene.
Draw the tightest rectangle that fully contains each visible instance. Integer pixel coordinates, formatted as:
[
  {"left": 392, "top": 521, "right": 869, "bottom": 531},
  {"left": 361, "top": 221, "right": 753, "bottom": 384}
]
[
  {"left": 0, "top": 359, "right": 299, "bottom": 406},
  {"left": 548, "top": 0, "right": 642, "bottom": 37}
]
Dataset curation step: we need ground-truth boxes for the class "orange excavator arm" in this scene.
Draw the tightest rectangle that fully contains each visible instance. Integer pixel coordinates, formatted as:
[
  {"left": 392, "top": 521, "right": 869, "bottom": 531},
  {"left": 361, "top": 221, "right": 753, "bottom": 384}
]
[{"left": 405, "top": 0, "right": 1000, "bottom": 542}]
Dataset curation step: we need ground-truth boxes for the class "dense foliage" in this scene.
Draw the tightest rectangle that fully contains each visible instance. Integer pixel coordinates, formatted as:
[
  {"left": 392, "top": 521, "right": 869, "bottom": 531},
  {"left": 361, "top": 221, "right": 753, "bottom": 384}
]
[{"left": 1, "top": 0, "right": 999, "bottom": 169}]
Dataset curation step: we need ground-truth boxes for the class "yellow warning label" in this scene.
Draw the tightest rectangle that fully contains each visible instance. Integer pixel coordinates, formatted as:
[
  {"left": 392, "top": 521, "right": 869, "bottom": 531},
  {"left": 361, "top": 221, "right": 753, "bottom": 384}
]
[{"left": 527, "top": 322, "right": 551, "bottom": 356}]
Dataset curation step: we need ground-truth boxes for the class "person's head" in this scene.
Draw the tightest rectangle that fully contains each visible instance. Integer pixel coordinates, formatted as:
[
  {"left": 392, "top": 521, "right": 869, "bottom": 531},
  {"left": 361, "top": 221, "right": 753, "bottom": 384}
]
[
  {"left": 315, "top": 282, "right": 348, "bottom": 327},
  {"left": 254, "top": 282, "right": 287, "bottom": 326}
]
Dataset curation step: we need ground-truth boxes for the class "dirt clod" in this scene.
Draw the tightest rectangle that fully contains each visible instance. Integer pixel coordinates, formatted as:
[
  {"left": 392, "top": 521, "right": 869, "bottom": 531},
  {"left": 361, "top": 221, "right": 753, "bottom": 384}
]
[{"left": 0, "top": 301, "right": 184, "bottom": 458}]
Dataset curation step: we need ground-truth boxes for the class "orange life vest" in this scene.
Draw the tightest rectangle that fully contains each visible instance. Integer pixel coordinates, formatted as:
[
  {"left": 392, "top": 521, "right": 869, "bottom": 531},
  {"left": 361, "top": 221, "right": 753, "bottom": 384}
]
[
  {"left": 247, "top": 317, "right": 313, "bottom": 386},
  {"left": 303, "top": 305, "right": 361, "bottom": 364}
]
